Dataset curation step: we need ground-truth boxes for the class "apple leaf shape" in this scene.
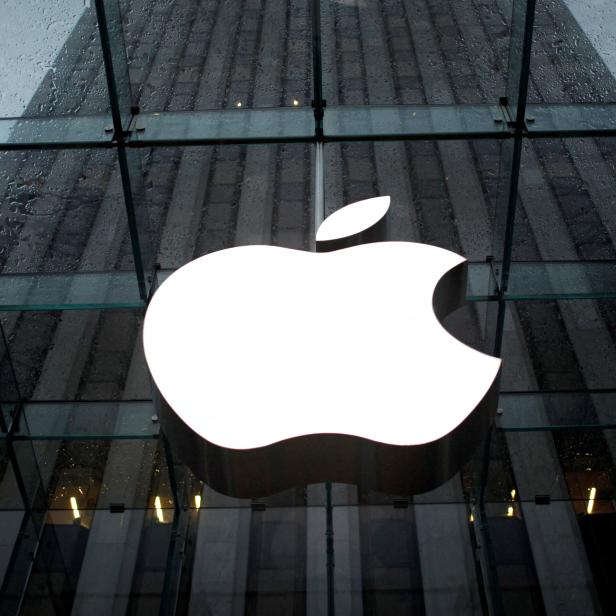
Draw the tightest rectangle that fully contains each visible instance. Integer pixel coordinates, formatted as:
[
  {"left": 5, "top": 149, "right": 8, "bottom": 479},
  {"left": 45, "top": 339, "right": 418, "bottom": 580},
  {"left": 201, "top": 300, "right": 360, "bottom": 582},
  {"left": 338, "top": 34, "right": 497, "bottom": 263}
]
[
  {"left": 144, "top": 198, "right": 501, "bottom": 498},
  {"left": 316, "top": 196, "right": 390, "bottom": 252}
]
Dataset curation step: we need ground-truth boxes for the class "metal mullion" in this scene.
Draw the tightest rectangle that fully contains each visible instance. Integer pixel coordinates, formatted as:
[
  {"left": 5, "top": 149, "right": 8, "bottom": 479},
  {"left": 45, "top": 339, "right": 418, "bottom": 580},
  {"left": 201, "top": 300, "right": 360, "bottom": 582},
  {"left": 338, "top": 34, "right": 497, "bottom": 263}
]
[
  {"left": 94, "top": 0, "right": 131, "bottom": 139},
  {"left": 504, "top": 0, "right": 537, "bottom": 127},
  {"left": 311, "top": 0, "right": 326, "bottom": 234},
  {"left": 5, "top": 104, "right": 616, "bottom": 153},
  {"left": 5, "top": 102, "right": 616, "bottom": 153},
  {"left": 507, "top": 0, "right": 537, "bottom": 129},
  {"left": 0, "top": 510, "right": 45, "bottom": 616},
  {"left": 95, "top": 0, "right": 153, "bottom": 301},
  {"left": 477, "top": 2, "right": 538, "bottom": 612},
  {"left": 491, "top": 0, "right": 538, "bottom": 356},
  {"left": 116, "top": 145, "right": 149, "bottom": 300},
  {"left": 311, "top": 0, "right": 325, "bottom": 139},
  {"left": 158, "top": 435, "right": 188, "bottom": 616},
  {"left": 0, "top": 321, "right": 21, "bottom": 416}
]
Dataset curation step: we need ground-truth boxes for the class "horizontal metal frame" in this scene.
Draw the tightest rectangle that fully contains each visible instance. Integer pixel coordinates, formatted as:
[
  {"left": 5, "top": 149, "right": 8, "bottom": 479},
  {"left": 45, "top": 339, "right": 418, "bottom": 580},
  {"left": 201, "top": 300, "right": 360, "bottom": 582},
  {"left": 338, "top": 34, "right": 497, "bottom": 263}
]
[
  {"left": 323, "top": 105, "right": 509, "bottom": 141},
  {"left": 3, "top": 390, "right": 616, "bottom": 440},
  {"left": 525, "top": 103, "right": 616, "bottom": 137},
  {"left": 12, "top": 400, "right": 157, "bottom": 440},
  {"left": 1, "top": 261, "right": 615, "bottom": 311},
  {"left": 3, "top": 103, "right": 616, "bottom": 150},
  {"left": 0, "top": 114, "right": 113, "bottom": 150}
]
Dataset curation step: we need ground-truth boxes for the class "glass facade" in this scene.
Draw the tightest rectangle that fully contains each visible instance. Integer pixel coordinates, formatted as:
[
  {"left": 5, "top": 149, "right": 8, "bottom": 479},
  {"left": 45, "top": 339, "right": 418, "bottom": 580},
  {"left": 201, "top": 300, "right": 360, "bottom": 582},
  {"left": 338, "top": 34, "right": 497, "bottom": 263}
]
[{"left": 0, "top": 0, "right": 615, "bottom": 613}]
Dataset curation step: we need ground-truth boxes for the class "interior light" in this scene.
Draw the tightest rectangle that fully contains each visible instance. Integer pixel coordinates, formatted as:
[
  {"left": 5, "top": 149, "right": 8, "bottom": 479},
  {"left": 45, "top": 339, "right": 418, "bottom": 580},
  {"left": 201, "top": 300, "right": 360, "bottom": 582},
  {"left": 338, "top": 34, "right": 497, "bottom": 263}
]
[
  {"left": 195, "top": 494, "right": 201, "bottom": 509},
  {"left": 70, "top": 496, "right": 80, "bottom": 519},
  {"left": 510, "top": 489, "right": 516, "bottom": 500},
  {"left": 507, "top": 506, "right": 514, "bottom": 517},
  {"left": 587, "top": 486, "right": 596, "bottom": 514},
  {"left": 155, "top": 496, "right": 165, "bottom": 522}
]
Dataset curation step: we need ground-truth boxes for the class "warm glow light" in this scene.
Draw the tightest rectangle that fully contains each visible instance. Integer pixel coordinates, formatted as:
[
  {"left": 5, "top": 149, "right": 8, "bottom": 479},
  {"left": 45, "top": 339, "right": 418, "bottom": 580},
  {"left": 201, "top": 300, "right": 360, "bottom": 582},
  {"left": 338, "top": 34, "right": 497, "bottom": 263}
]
[
  {"left": 469, "top": 512, "right": 474, "bottom": 522},
  {"left": 70, "top": 496, "right": 80, "bottom": 519},
  {"left": 507, "top": 506, "right": 514, "bottom": 517},
  {"left": 293, "top": 99, "right": 299, "bottom": 106},
  {"left": 510, "top": 489, "right": 516, "bottom": 500},
  {"left": 587, "top": 487, "right": 597, "bottom": 514},
  {"left": 236, "top": 101, "right": 242, "bottom": 108},
  {"left": 155, "top": 496, "right": 164, "bottom": 522},
  {"left": 195, "top": 494, "right": 202, "bottom": 509}
]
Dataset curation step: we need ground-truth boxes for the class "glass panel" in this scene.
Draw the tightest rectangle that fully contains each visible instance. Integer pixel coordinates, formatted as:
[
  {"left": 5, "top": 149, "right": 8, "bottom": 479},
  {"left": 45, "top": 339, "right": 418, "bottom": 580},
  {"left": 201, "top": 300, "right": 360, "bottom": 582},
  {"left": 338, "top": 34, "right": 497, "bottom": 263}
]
[
  {"left": 481, "top": 513, "right": 545, "bottom": 615},
  {"left": 324, "top": 140, "right": 501, "bottom": 260},
  {"left": 332, "top": 502, "right": 481, "bottom": 614},
  {"left": 0, "top": 115, "right": 112, "bottom": 150},
  {"left": 19, "top": 401, "right": 157, "bottom": 439},
  {"left": 0, "top": 271, "right": 144, "bottom": 312},
  {"left": 525, "top": 103, "right": 616, "bottom": 136},
  {"left": 499, "top": 428, "right": 604, "bottom": 614},
  {"left": 500, "top": 300, "right": 616, "bottom": 392},
  {"left": 0, "top": 261, "right": 508, "bottom": 310},
  {"left": 324, "top": 105, "right": 508, "bottom": 140},
  {"left": 145, "top": 143, "right": 314, "bottom": 272},
  {"left": 512, "top": 137, "right": 616, "bottom": 262},
  {"left": 0, "top": 309, "right": 148, "bottom": 401},
  {"left": 17, "top": 436, "right": 172, "bottom": 511},
  {"left": 321, "top": 0, "right": 507, "bottom": 107},
  {"left": 131, "top": 108, "right": 315, "bottom": 145},
  {"left": 0, "top": 1, "right": 110, "bottom": 119},
  {"left": 505, "top": 261, "right": 616, "bottom": 300},
  {"left": 0, "top": 149, "right": 136, "bottom": 276},
  {"left": 499, "top": 392, "right": 616, "bottom": 430},
  {"left": 15, "top": 506, "right": 175, "bottom": 615},
  {"left": 500, "top": 428, "right": 616, "bottom": 507},
  {"left": 125, "top": 0, "right": 312, "bottom": 113},
  {"left": 528, "top": 0, "right": 616, "bottom": 105}
]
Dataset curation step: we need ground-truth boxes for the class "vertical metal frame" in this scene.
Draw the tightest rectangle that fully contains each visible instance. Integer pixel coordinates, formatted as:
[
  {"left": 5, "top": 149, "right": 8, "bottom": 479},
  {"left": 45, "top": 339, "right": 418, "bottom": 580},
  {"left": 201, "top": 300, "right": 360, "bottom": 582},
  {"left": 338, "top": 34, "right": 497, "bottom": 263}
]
[
  {"left": 1, "top": 319, "right": 47, "bottom": 520},
  {"left": 479, "top": 2, "right": 537, "bottom": 614},
  {"left": 94, "top": 0, "right": 153, "bottom": 300},
  {"left": 159, "top": 436, "right": 189, "bottom": 615},
  {"left": 490, "top": 0, "right": 537, "bottom": 354},
  {"left": 0, "top": 403, "right": 48, "bottom": 615},
  {"left": 311, "top": 5, "right": 331, "bottom": 612},
  {"left": 312, "top": 0, "right": 325, "bottom": 229},
  {"left": 0, "top": 321, "right": 20, "bottom": 429}
]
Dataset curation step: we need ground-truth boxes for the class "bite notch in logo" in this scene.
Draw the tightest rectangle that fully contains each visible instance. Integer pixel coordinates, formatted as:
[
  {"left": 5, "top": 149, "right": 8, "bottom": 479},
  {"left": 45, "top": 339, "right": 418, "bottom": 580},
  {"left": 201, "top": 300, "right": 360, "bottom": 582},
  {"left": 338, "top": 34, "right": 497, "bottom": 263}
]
[{"left": 144, "top": 197, "right": 501, "bottom": 497}]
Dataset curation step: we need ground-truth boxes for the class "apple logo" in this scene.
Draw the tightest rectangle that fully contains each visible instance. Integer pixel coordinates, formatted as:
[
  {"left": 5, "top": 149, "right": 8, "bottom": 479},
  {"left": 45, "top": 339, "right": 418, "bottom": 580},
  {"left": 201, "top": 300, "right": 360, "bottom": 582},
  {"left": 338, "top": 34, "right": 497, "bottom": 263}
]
[{"left": 143, "top": 197, "right": 501, "bottom": 498}]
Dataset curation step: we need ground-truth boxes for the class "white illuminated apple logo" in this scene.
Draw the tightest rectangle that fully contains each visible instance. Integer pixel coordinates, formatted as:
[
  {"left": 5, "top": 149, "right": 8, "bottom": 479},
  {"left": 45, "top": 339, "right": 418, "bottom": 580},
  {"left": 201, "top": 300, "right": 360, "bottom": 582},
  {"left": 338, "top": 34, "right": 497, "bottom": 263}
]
[{"left": 143, "top": 197, "right": 501, "bottom": 497}]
